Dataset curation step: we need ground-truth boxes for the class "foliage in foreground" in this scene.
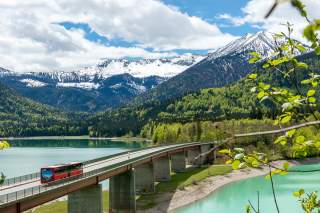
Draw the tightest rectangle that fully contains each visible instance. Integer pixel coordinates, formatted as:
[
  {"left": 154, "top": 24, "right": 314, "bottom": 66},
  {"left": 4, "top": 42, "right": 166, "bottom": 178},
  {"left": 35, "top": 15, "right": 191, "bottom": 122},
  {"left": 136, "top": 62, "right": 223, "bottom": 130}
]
[{"left": 224, "top": 1, "right": 320, "bottom": 212}]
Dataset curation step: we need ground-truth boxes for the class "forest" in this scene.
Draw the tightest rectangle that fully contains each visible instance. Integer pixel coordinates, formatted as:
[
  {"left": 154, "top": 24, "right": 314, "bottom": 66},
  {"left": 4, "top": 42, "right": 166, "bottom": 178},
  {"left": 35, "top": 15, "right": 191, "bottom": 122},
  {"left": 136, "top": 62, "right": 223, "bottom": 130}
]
[
  {"left": 89, "top": 52, "right": 320, "bottom": 138},
  {"left": 0, "top": 83, "right": 88, "bottom": 137}
]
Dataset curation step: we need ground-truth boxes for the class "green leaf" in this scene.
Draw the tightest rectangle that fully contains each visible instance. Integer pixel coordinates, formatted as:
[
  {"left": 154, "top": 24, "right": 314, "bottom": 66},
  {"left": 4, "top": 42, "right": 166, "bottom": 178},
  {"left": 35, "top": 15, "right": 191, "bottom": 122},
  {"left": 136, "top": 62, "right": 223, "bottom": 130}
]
[
  {"left": 283, "top": 162, "right": 290, "bottom": 171},
  {"left": 232, "top": 160, "right": 241, "bottom": 170},
  {"left": 297, "top": 62, "right": 308, "bottom": 69},
  {"left": 281, "top": 115, "right": 292, "bottom": 124},
  {"left": 274, "top": 136, "right": 287, "bottom": 145},
  {"left": 226, "top": 159, "right": 233, "bottom": 164},
  {"left": 308, "top": 97, "right": 316, "bottom": 103},
  {"left": 257, "top": 91, "right": 265, "bottom": 99},
  {"left": 251, "top": 160, "right": 260, "bottom": 168},
  {"left": 239, "top": 162, "right": 247, "bottom": 169},
  {"left": 315, "top": 46, "right": 320, "bottom": 55},
  {"left": 262, "top": 63, "right": 270, "bottom": 69},
  {"left": 291, "top": 0, "right": 307, "bottom": 17},
  {"left": 219, "top": 149, "right": 230, "bottom": 154},
  {"left": 249, "top": 57, "right": 260, "bottom": 64},
  {"left": 311, "top": 81, "right": 318, "bottom": 87},
  {"left": 301, "top": 79, "right": 311, "bottom": 84},
  {"left": 293, "top": 188, "right": 305, "bottom": 197},
  {"left": 246, "top": 204, "right": 252, "bottom": 213},
  {"left": 296, "top": 44, "right": 307, "bottom": 52},
  {"left": 286, "top": 129, "right": 296, "bottom": 138},
  {"left": 249, "top": 52, "right": 262, "bottom": 58},
  {"left": 307, "top": 89, "right": 316, "bottom": 97},
  {"left": 303, "top": 25, "right": 315, "bottom": 41},
  {"left": 0, "top": 141, "right": 10, "bottom": 150},
  {"left": 248, "top": 73, "right": 257, "bottom": 80},
  {"left": 296, "top": 135, "right": 306, "bottom": 143}
]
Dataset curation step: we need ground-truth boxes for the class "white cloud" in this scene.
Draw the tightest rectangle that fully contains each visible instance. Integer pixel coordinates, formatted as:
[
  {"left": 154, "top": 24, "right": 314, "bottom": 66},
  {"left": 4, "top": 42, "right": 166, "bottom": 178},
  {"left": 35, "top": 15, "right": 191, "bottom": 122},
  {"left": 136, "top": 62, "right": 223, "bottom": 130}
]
[
  {"left": 0, "top": 0, "right": 236, "bottom": 73},
  {"left": 217, "top": 0, "right": 320, "bottom": 41}
]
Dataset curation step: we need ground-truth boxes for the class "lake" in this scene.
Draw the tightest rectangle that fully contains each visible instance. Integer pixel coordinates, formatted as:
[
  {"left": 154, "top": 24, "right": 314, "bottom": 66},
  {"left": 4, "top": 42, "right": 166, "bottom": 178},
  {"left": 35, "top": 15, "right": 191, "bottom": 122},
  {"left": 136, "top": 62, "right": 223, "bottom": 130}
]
[
  {"left": 0, "top": 139, "right": 147, "bottom": 178},
  {"left": 173, "top": 163, "right": 320, "bottom": 213}
]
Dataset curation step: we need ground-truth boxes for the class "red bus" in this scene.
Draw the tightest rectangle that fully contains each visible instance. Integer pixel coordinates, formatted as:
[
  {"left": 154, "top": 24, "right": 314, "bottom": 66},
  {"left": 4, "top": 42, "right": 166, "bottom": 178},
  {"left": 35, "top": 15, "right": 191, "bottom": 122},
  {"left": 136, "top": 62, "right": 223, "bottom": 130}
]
[{"left": 40, "top": 162, "right": 83, "bottom": 184}]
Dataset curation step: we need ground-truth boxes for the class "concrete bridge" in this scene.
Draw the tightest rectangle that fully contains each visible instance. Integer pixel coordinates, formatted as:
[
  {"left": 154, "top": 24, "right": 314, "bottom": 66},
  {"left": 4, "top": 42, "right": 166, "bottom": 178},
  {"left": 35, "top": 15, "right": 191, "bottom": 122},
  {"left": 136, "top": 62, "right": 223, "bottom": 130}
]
[{"left": 0, "top": 142, "right": 218, "bottom": 213}]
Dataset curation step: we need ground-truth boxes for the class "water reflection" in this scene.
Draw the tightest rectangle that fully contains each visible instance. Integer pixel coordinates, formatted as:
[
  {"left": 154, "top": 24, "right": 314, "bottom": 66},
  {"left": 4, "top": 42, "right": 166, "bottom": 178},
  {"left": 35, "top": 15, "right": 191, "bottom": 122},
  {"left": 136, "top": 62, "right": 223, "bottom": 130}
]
[{"left": 9, "top": 139, "right": 148, "bottom": 149}]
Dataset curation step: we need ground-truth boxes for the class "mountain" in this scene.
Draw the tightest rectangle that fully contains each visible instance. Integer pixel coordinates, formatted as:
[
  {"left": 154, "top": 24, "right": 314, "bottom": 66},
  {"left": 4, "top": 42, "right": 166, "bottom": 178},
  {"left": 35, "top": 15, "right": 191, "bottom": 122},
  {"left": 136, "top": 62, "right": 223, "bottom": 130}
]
[
  {"left": 90, "top": 34, "right": 316, "bottom": 137},
  {"left": 133, "top": 31, "right": 278, "bottom": 105},
  {"left": 0, "top": 82, "right": 87, "bottom": 137},
  {"left": 0, "top": 54, "right": 203, "bottom": 112}
]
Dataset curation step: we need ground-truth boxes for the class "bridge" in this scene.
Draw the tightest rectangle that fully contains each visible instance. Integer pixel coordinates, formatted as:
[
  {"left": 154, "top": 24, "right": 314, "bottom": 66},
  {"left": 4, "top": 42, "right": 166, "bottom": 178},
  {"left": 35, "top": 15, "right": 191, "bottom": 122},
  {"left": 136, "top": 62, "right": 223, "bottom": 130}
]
[{"left": 0, "top": 142, "right": 218, "bottom": 213}]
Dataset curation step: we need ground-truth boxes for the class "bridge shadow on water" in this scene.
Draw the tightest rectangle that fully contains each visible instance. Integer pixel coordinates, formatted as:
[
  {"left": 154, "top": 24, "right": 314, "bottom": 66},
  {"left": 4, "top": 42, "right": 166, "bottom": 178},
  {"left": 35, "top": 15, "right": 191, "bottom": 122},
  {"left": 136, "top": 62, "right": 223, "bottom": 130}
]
[{"left": 136, "top": 165, "right": 213, "bottom": 212}]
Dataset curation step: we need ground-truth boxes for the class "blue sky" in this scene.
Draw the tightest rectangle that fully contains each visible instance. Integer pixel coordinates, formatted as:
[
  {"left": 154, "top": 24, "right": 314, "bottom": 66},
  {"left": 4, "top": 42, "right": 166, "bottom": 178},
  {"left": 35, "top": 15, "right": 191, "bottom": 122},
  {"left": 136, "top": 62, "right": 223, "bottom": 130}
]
[
  {"left": 161, "top": 0, "right": 257, "bottom": 35},
  {"left": 60, "top": 0, "right": 258, "bottom": 55}
]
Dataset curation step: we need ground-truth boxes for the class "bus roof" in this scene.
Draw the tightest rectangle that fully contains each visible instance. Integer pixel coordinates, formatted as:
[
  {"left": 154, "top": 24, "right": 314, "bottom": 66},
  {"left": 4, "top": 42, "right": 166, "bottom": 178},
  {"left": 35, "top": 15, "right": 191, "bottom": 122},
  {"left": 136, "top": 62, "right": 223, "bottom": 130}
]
[{"left": 41, "top": 162, "right": 82, "bottom": 169}]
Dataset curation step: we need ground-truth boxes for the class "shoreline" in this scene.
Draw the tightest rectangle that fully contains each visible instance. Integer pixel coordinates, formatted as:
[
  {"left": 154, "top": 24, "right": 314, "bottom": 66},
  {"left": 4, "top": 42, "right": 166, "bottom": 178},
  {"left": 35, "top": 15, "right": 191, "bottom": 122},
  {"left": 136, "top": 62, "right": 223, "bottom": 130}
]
[
  {"left": 141, "top": 158, "right": 320, "bottom": 213},
  {"left": 0, "top": 135, "right": 150, "bottom": 142},
  {"left": 27, "top": 158, "right": 320, "bottom": 213}
]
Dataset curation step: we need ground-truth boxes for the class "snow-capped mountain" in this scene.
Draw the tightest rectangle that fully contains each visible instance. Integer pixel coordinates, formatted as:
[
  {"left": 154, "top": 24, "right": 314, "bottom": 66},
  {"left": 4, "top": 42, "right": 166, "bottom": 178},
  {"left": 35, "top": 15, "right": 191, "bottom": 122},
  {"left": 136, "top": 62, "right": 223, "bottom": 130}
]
[
  {"left": 94, "top": 54, "right": 204, "bottom": 78},
  {"left": 0, "top": 54, "right": 203, "bottom": 112},
  {"left": 209, "top": 31, "right": 276, "bottom": 60},
  {"left": 0, "top": 54, "right": 203, "bottom": 89},
  {"left": 134, "top": 31, "right": 295, "bottom": 104}
]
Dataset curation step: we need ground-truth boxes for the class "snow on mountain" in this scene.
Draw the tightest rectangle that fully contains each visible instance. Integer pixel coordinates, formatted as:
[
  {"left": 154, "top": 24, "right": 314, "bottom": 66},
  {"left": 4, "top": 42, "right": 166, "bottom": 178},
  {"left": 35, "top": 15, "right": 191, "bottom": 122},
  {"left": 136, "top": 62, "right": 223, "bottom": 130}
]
[
  {"left": 81, "top": 53, "right": 205, "bottom": 79},
  {"left": 20, "top": 79, "right": 48, "bottom": 88},
  {"left": 57, "top": 82, "right": 101, "bottom": 90},
  {"left": 208, "top": 31, "right": 276, "bottom": 60},
  {"left": 127, "top": 81, "right": 147, "bottom": 94},
  {"left": 0, "top": 54, "right": 204, "bottom": 91}
]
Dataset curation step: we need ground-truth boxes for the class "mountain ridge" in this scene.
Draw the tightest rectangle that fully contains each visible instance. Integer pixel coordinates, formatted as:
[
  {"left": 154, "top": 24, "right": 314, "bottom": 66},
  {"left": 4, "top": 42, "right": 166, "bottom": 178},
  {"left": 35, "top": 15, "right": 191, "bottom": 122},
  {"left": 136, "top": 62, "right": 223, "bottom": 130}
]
[
  {"left": 0, "top": 54, "right": 203, "bottom": 112},
  {"left": 132, "top": 31, "right": 280, "bottom": 106}
]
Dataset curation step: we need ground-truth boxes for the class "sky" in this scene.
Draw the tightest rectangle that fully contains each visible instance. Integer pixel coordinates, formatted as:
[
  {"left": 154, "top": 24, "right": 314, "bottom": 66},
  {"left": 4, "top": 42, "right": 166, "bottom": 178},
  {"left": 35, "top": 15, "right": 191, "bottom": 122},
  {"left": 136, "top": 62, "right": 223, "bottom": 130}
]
[{"left": 0, "top": 0, "right": 319, "bottom": 73}]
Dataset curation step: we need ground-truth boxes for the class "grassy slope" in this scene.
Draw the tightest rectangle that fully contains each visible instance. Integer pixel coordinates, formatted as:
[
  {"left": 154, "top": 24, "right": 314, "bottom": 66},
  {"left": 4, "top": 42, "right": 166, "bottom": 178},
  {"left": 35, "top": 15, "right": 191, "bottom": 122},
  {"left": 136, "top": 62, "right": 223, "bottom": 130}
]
[
  {"left": 137, "top": 165, "right": 232, "bottom": 209},
  {"left": 28, "top": 165, "right": 231, "bottom": 212}
]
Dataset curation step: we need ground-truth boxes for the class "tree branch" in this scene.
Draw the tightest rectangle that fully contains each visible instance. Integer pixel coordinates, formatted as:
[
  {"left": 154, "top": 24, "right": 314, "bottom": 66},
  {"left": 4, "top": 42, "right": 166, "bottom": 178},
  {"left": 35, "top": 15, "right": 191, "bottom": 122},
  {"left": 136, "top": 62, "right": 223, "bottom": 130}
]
[{"left": 234, "top": 120, "right": 320, "bottom": 138}]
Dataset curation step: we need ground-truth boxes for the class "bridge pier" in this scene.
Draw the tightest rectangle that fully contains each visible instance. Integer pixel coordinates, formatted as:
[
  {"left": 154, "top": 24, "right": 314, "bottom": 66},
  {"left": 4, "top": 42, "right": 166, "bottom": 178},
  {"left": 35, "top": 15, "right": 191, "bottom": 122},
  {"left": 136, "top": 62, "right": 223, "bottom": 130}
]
[
  {"left": 187, "top": 148, "right": 201, "bottom": 167},
  {"left": 68, "top": 184, "right": 103, "bottom": 213},
  {"left": 171, "top": 152, "right": 186, "bottom": 173},
  {"left": 109, "top": 169, "right": 136, "bottom": 213},
  {"left": 153, "top": 156, "right": 171, "bottom": 182},
  {"left": 200, "top": 144, "right": 212, "bottom": 164},
  {"left": 135, "top": 163, "right": 155, "bottom": 194}
]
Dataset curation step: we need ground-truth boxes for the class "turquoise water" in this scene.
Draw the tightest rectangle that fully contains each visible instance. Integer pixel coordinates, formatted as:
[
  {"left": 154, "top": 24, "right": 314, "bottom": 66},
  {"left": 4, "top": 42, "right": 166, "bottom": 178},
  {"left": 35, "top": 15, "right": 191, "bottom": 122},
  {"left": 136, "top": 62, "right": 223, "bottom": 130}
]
[
  {"left": 0, "top": 139, "right": 146, "bottom": 178},
  {"left": 173, "top": 164, "right": 320, "bottom": 213}
]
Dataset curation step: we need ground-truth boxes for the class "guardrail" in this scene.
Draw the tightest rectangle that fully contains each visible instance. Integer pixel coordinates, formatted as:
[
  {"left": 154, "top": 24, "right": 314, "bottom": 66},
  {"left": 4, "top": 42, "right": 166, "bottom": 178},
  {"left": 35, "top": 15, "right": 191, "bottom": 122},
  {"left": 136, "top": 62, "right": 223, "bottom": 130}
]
[
  {"left": 1, "top": 172, "right": 40, "bottom": 187},
  {"left": 0, "top": 141, "right": 215, "bottom": 205}
]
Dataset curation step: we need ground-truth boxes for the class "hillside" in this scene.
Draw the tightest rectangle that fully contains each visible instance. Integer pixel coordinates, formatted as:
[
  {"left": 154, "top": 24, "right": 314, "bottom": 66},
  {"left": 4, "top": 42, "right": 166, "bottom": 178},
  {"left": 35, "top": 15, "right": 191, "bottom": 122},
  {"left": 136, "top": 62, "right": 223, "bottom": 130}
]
[
  {"left": 0, "top": 83, "right": 87, "bottom": 137},
  {"left": 89, "top": 51, "right": 320, "bottom": 137}
]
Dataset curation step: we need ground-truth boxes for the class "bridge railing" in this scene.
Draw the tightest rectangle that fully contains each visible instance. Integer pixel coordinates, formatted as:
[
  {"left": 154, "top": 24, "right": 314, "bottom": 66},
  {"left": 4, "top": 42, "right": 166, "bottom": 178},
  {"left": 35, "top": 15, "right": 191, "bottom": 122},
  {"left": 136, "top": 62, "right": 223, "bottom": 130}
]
[
  {"left": 0, "top": 141, "right": 216, "bottom": 205},
  {"left": 0, "top": 172, "right": 40, "bottom": 188}
]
